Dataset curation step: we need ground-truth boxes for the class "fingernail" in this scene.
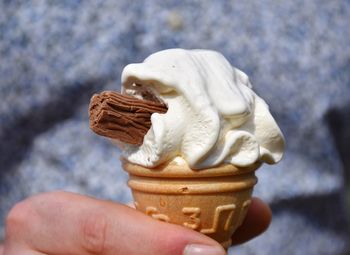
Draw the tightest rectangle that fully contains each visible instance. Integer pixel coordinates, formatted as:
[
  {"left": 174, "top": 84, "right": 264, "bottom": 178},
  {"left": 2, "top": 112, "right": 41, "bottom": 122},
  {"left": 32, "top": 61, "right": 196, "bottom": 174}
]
[{"left": 183, "top": 244, "right": 226, "bottom": 255}]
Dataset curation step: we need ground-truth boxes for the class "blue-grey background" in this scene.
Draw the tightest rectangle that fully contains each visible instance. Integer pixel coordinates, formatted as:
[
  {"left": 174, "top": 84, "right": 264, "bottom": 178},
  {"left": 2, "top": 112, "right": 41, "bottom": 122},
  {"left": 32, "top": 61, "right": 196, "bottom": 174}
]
[{"left": 0, "top": 1, "right": 349, "bottom": 254}]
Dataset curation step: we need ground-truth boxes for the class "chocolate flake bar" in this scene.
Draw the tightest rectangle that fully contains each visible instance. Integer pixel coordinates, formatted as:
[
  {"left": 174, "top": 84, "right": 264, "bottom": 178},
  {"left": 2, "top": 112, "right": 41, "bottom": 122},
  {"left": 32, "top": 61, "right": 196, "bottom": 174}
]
[{"left": 89, "top": 91, "right": 167, "bottom": 145}]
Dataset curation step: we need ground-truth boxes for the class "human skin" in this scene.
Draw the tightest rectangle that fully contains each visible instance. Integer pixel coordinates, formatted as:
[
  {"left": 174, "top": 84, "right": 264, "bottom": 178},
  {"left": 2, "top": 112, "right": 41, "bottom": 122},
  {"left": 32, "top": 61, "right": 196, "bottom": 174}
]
[{"left": 0, "top": 191, "right": 271, "bottom": 255}]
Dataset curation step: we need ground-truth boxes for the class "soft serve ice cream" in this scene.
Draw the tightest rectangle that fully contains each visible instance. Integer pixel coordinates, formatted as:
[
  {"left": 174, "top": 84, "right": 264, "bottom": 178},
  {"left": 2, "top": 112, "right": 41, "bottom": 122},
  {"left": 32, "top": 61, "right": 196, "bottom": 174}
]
[{"left": 119, "top": 48, "right": 284, "bottom": 169}]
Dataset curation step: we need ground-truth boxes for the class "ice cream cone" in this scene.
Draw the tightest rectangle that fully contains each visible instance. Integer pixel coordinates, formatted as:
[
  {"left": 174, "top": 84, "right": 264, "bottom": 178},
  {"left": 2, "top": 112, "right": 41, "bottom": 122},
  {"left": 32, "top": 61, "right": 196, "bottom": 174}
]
[
  {"left": 89, "top": 48, "right": 285, "bottom": 250},
  {"left": 122, "top": 158, "right": 261, "bottom": 249}
]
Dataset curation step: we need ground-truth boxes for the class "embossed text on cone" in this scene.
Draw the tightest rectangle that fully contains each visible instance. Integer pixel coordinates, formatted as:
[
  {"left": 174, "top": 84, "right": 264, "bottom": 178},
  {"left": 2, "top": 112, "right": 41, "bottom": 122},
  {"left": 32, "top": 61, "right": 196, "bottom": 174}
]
[{"left": 122, "top": 159, "right": 260, "bottom": 249}]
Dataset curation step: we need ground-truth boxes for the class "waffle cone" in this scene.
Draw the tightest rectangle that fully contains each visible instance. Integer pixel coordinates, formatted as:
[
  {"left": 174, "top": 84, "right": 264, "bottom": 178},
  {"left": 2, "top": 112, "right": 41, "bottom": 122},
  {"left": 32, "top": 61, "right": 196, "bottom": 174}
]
[{"left": 122, "top": 158, "right": 260, "bottom": 249}]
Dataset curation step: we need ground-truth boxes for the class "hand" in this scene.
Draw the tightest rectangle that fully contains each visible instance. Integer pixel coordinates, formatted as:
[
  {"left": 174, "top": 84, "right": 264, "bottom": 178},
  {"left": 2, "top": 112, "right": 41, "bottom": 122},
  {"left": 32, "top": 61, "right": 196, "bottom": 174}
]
[{"left": 0, "top": 192, "right": 271, "bottom": 255}]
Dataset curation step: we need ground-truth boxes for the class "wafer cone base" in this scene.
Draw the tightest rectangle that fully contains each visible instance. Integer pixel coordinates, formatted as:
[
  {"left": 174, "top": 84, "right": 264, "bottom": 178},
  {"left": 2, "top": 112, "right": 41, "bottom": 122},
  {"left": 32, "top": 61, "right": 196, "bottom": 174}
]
[{"left": 122, "top": 159, "right": 260, "bottom": 249}]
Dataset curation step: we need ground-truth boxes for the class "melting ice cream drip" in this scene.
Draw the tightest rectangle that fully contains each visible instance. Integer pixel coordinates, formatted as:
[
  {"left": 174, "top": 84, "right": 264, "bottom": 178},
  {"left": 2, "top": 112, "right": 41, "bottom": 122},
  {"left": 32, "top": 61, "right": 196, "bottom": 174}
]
[{"left": 120, "top": 49, "right": 285, "bottom": 169}]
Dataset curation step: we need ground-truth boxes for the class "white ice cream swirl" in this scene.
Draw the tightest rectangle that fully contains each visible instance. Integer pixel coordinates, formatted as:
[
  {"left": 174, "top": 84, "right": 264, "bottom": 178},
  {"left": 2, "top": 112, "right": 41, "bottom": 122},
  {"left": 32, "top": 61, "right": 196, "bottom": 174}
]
[{"left": 120, "top": 49, "right": 284, "bottom": 169}]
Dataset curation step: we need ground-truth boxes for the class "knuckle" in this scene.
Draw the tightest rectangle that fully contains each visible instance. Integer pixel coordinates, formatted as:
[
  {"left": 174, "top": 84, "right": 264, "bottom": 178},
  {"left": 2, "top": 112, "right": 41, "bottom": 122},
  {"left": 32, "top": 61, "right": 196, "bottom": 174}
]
[
  {"left": 5, "top": 191, "right": 68, "bottom": 238},
  {"left": 80, "top": 210, "right": 108, "bottom": 254},
  {"left": 5, "top": 199, "right": 34, "bottom": 236}
]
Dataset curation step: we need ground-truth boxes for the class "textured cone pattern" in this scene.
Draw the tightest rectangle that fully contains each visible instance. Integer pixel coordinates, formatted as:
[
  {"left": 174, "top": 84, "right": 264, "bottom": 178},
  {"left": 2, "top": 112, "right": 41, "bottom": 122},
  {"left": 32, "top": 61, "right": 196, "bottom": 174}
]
[{"left": 122, "top": 159, "right": 260, "bottom": 249}]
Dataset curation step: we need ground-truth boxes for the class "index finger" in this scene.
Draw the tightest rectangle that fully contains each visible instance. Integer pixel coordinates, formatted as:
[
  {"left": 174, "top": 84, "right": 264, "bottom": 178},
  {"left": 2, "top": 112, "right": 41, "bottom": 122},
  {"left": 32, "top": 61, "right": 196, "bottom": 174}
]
[{"left": 5, "top": 191, "right": 224, "bottom": 255}]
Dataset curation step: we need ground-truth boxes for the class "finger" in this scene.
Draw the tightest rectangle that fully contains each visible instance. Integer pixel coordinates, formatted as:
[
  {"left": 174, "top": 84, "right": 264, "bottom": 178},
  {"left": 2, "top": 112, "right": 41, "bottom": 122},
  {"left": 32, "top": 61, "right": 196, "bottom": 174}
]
[
  {"left": 231, "top": 197, "right": 272, "bottom": 245},
  {"left": 0, "top": 244, "right": 3, "bottom": 255},
  {"left": 5, "top": 191, "right": 225, "bottom": 255}
]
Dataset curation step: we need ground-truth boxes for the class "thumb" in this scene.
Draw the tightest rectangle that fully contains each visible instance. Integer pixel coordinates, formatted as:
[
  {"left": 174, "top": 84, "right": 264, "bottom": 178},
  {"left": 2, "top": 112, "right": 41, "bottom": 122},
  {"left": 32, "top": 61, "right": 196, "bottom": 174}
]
[{"left": 4, "top": 191, "right": 225, "bottom": 255}]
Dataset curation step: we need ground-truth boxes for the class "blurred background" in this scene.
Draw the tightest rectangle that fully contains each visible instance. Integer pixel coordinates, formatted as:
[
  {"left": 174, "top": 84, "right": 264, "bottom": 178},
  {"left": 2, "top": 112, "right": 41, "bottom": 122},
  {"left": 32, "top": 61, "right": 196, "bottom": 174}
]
[{"left": 0, "top": 1, "right": 349, "bottom": 254}]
